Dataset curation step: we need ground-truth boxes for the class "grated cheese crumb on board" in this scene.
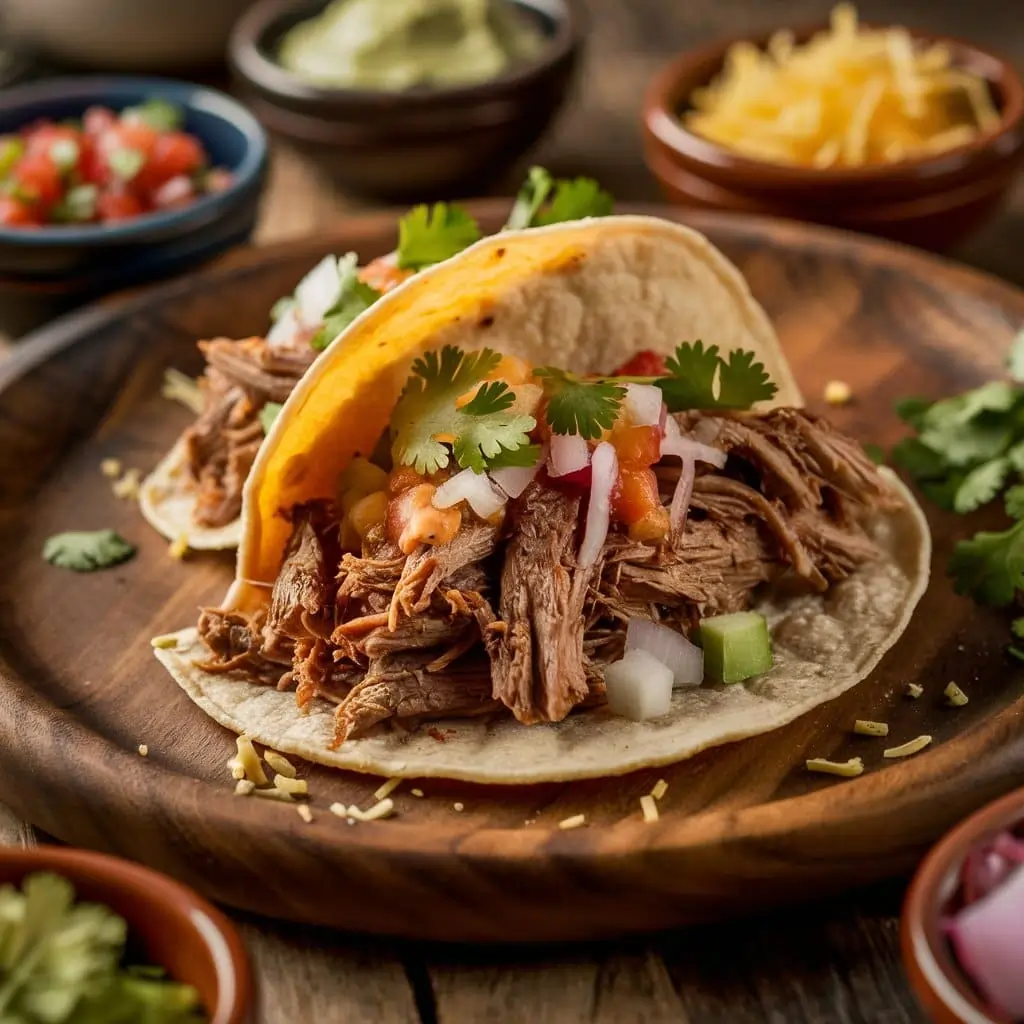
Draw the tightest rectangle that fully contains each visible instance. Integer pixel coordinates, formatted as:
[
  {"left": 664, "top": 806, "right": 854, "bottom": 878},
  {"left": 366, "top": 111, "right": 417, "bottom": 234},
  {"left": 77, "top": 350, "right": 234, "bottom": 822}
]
[
  {"left": 234, "top": 780, "right": 255, "bottom": 797},
  {"left": 112, "top": 468, "right": 142, "bottom": 501},
  {"left": 884, "top": 735, "right": 933, "bottom": 758},
  {"left": 273, "top": 775, "right": 308, "bottom": 796},
  {"left": 264, "top": 750, "right": 297, "bottom": 778},
  {"left": 137, "top": 744, "right": 149, "bottom": 757},
  {"left": 296, "top": 805, "right": 313, "bottom": 824},
  {"left": 452, "top": 802, "right": 464, "bottom": 812},
  {"left": 346, "top": 798, "right": 395, "bottom": 822},
  {"left": 100, "top": 458, "right": 122, "bottom": 479},
  {"left": 824, "top": 380, "right": 852, "bottom": 406},
  {"left": 650, "top": 779, "right": 668, "bottom": 801},
  {"left": 945, "top": 682, "right": 969, "bottom": 707},
  {"left": 410, "top": 788, "right": 425, "bottom": 798},
  {"left": 234, "top": 735, "right": 268, "bottom": 786},
  {"left": 150, "top": 635, "right": 179, "bottom": 650},
  {"left": 168, "top": 534, "right": 189, "bottom": 560},
  {"left": 640, "top": 795, "right": 660, "bottom": 824},
  {"left": 853, "top": 720, "right": 889, "bottom": 737},
  {"left": 328, "top": 802, "right": 349, "bottom": 819},
  {"left": 806, "top": 757, "right": 865, "bottom": 777},
  {"left": 906, "top": 683, "right": 924, "bottom": 699},
  {"left": 558, "top": 814, "right": 586, "bottom": 831},
  {"left": 252, "top": 786, "right": 295, "bottom": 803},
  {"left": 161, "top": 368, "right": 204, "bottom": 414},
  {"left": 375, "top": 777, "right": 403, "bottom": 801}
]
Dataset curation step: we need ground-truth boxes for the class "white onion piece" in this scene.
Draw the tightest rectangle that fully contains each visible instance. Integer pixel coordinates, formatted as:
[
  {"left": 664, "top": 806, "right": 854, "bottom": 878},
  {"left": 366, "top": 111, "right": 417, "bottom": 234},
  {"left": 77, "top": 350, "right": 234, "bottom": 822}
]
[
  {"left": 548, "top": 433, "right": 590, "bottom": 477},
  {"left": 578, "top": 442, "right": 617, "bottom": 568},
  {"left": 490, "top": 456, "right": 542, "bottom": 499},
  {"left": 623, "top": 383, "right": 663, "bottom": 427},
  {"left": 432, "top": 468, "right": 507, "bottom": 519},
  {"left": 266, "top": 304, "right": 301, "bottom": 348},
  {"left": 625, "top": 617, "right": 703, "bottom": 686},
  {"left": 948, "top": 866, "right": 1024, "bottom": 1018},
  {"left": 294, "top": 254, "right": 342, "bottom": 327},
  {"left": 604, "top": 649, "right": 673, "bottom": 720},
  {"left": 152, "top": 174, "right": 193, "bottom": 209},
  {"left": 661, "top": 434, "right": 727, "bottom": 469},
  {"left": 669, "top": 457, "right": 695, "bottom": 537}
]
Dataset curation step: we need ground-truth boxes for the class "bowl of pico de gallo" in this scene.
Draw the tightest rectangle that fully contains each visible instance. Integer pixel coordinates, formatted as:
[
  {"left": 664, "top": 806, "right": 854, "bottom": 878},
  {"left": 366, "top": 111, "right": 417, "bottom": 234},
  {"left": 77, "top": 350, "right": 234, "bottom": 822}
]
[{"left": 0, "top": 76, "right": 268, "bottom": 336}]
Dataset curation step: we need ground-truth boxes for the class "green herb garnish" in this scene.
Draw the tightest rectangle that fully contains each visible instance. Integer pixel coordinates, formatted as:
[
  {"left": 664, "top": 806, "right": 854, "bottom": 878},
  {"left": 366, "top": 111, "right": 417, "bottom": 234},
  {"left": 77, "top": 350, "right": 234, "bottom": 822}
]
[
  {"left": 106, "top": 147, "right": 145, "bottom": 182},
  {"left": 309, "top": 253, "right": 380, "bottom": 351},
  {"left": 504, "top": 166, "right": 614, "bottom": 230},
  {"left": 260, "top": 402, "right": 283, "bottom": 435},
  {"left": 121, "top": 98, "right": 184, "bottom": 133},
  {"left": 655, "top": 341, "right": 777, "bottom": 411},
  {"left": 534, "top": 368, "right": 625, "bottom": 439},
  {"left": 395, "top": 203, "right": 482, "bottom": 271},
  {"left": 391, "top": 346, "right": 535, "bottom": 474},
  {"left": 43, "top": 529, "right": 136, "bottom": 572}
]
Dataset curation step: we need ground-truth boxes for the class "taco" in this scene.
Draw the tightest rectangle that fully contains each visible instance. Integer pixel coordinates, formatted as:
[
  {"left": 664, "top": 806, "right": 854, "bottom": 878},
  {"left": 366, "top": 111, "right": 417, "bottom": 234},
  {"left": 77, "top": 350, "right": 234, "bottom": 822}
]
[
  {"left": 154, "top": 215, "right": 930, "bottom": 783},
  {"left": 139, "top": 167, "right": 614, "bottom": 550}
]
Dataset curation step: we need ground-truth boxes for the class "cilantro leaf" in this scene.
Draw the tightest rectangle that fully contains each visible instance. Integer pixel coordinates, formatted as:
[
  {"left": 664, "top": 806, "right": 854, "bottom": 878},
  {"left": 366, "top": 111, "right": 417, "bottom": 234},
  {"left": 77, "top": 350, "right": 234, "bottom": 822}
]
[
  {"left": 953, "top": 457, "right": 1011, "bottom": 514},
  {"left": 921, "top": 380, "right": 1017, "bottom": 430},
  {"left": 1007, "top": 327, "right": 1024, "bottom": 383},
  {"left": 122, "top": 98, "right": 185, "bottom": 132},
  {"left": 1009, "top": 645, "right": 1024, "bottom": 662},
  {"left": 260, "top": 402, "right": 283, "bottom": 434},
  {"left": 535, "top": 367, "right": 625, "bottom": 439},
  {"left": 1012, "top": 617, "right": 1024, "bottom": 640},
  {"left": 920, "top": 473, "right": 968, "bottom": 512},
  {"left": 533, "top": 176, "right": 614, "bottom": 225},
  {"left": 1006, "top": 484, "right": 1024, "bottom": 520},
  {"left": 486, "top": 443, "right": 543, "bottom": 469},
  {"left": 310, "top": 254, "right": 381, "bottom": 351},
  {"left": 656, "top": 341, "right": 776, "bottom": 411},
  {"left": 1007, "top": 439, "right": 1024, "bottom": 473},
  {"left": 396, "top": 204, "right": 481, "bottom": 270},
  {"left": 504, "top": 166, "right": 554, "bottom": 230},
  {"left": 894, "top": 396, "right": 933, "bottom": 430},
  {"left": 43, "top": 529, "right": 135, "bottom": 572},
  {"left": 919, "top": 419, "right": 1013, "bottom": 467},
  {"left": 890, "top": 437, "right": 949, "bottom": 480},
  {"left": 391, "top": 346, "right": 535, "bottom": 473},
  {"left": 949, "top": 519, "right": 1024, "bottom": 607}
]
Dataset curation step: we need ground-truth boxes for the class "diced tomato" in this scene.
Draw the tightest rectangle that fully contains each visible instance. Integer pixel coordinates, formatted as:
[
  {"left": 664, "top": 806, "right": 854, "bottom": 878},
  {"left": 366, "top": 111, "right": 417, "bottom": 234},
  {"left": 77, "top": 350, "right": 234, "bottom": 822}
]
[
  {"left": 611, "top": 350, "right": 668, "bottom": 377},
  {"left": 556, "top": 464, "right": 593, "bottom": 489},
  {"left": 83, "top": 106, "right": 117, "bottom": 137},
  {"left": 152, "top": 174, "right": 195, "bottom": 209},
  {"left": 613, "top": 467, "right": 661, "bottom": 525},
  {"left": 204, "top": 168, "right": 233, "bottom": 193},
  {"left": 100, "top": 120, "right": 158, "bottom": 158},
  {"left": 611, "top": 424, "right": 661, "bottom": 467},
  {"left": 135, "top": 131, "right": 203, "bottom": 193},
  {"left": 25, "top": 123, "right": 79, "bottom": 157},
  {"left": 96, "top": 189, "right": 144, "bottom": 222},
  {"left": 0, "top": 195, "right": 38, "bottom": 226},
  {"left": 11, "top": 153, "right": 62, "bottom": 208}
]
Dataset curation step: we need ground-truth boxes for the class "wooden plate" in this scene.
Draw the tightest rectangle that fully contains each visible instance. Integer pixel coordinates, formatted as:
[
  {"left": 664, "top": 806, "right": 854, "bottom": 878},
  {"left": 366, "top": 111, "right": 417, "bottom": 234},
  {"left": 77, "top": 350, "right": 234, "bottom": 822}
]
[{"left": 1, "top": 202, "right": 1023, "bottom": 943}]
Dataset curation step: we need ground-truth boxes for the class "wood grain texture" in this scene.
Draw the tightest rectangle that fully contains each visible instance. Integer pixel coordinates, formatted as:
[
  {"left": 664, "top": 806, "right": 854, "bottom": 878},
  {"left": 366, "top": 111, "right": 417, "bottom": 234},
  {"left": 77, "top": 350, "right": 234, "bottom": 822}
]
[{"left": 0, "top": 203, "right": 1023, "bottom": 951}]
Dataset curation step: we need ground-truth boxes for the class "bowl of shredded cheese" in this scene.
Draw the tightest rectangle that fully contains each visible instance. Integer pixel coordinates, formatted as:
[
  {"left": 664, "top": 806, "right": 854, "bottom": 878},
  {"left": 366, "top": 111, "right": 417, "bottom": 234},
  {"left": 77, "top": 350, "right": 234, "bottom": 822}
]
[{"left": 641, "top": 4, "right": 1024, "bottom": 250}]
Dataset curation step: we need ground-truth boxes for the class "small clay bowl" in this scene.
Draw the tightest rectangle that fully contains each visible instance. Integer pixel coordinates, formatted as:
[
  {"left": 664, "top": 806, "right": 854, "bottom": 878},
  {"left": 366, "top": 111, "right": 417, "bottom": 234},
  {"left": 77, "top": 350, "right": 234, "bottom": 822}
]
[
  {"left": 901, "top": 785, "right": 1024, "bottom": 1024},
  {"left": 642, "top": 25, "right": 1024, "bottom": 250},
  {"left": 228, "top": 0, "right": 581, "bottom": 201},
  {"left": 0, "top": 845, "right": 253, "bottom": 1024}
]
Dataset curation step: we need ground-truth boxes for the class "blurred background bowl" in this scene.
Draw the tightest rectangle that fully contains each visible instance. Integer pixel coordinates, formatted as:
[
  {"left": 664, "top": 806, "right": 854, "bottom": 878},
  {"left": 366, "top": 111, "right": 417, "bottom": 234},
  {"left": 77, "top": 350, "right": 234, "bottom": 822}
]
[
  {"left": 642, "top": 26, "right": 1024, "bottom": 251},
  {"left": 228, "top": 0, "right": 581, "bottom": 201},
  {"left": 0, "top": 76, "right": 268, "bottom": 336},
  {"left": 2, "top": 0, "right": 257, "bottom": 72}
]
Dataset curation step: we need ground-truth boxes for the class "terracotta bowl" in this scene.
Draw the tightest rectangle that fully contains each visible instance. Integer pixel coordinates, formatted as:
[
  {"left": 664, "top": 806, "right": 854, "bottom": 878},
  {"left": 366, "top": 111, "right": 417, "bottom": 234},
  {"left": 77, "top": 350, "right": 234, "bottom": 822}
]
[
  {"left": 0, "top": 846, "right": 253, "bottom": 1024},
  {"left": 228, "top": 0, "right": 581, "bottom": 201},
  {"left": 901, "top": 785, "right": 1024, "bottom": 1024},
  {"left": 642, "top": 25, "right": 1024, "bottom": 251}
]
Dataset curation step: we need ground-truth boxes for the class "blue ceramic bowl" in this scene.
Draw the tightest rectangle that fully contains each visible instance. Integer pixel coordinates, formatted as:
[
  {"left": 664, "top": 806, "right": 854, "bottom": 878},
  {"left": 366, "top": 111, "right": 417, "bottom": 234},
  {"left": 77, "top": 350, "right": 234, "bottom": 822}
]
[{"left": 0, "top": 76, "right": 268, "bottom": 336}]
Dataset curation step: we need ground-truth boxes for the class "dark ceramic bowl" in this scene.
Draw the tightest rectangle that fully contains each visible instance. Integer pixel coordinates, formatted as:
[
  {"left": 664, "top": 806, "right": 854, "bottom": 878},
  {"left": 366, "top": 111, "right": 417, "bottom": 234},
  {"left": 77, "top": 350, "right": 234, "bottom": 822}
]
[
  {"left": 228, "top": 0, "right": 580, "bottom": 201},
  {"left": 642, "top": 26, "right": 1024, "bottom": 251},
  {"left": 0, "top": 845, "right": 253, "bottom": 1024},
  {"left": 0, "top": 76, "right": 268, "bottom": 336},
  {"left": 901, "top": 786, "right": 1024, "bottom": 1024}
]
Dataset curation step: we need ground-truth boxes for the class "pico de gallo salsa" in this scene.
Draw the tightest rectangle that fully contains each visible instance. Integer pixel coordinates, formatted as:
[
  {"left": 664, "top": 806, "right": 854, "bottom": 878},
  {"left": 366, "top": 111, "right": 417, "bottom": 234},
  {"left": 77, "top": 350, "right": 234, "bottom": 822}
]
[{"left": 0, "top": 98, "right": 233, "bottom": 228}]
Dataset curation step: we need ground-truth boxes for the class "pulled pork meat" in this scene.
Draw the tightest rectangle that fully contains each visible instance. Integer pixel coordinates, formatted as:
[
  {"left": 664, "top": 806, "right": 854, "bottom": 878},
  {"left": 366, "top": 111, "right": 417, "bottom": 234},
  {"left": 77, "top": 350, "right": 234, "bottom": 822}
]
[
  {"left": 183, "top": 337, "right": 316, "bottom": 528},
  {"left": 195, "top": 408, "right": 901, "bottom": 742}
]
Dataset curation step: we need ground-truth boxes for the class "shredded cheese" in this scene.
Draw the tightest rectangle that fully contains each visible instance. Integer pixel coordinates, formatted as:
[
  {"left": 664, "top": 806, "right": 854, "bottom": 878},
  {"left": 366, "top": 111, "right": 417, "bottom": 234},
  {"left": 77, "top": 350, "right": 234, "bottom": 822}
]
[
  {"left": 374, "top": 777, "right": 403, "bottom": 801},
  {"left": 161, "top": 367, "right": 204, "bottom": 414},
  {"left": 150, "top": 635, "right": 179, "bottom": 650},
  {"left": 273, "top": 775, "right": 308, "bottom": 796},
  {"left": 906, "top": 682, "right": 924, "bottom": 699},
  {"left": 410, "top": 788, "right": 425, "bottom": 798},
  {"left": 558, "top": 814, "right": 586, "bottom": 831},
  {"left": 452, "top": 802, "right": 465, "bottom": 813},
  {"left": 137, "top": 744, "right": 149, "bottom": 757},
  {"left": 650, "top": 779, "right": 669, "bottom": 801},
  {"left": 100, "top": 458, "right": 122, "bottom": 479},
  {"left": 234, "top": 735, "right": 268, "bottom": 786},
  {"left": 824, "top": 380, "right": 853, "bottom": 406},
  {"left": 945, "top": 682, "right": 969, "bottom": 707},
  {"left": 112, "top": 468, "right": 142, "bottom": 501},
  {"left": 168, "top": 534, "right": 189, "bottom": 560},
  {"left": 884, "top": 735, "right": 933, "bottom": 758},
  {"left": 264, "top": 750, "right": 297, "bottom": 778},
  {"left": 234, "top": 779, "right": 255, "bottom": 796},
  {"left": 853, "top": 720, "right": 889, "bottom": 737},
  {"left": 346, "top": 798, "right": 395, "bottom": 822},
  {"left": 252, "top": 787, "right": 295, "bottom": 803},
  {"left": 640, "top": 795, "right": 660, "bottom": 824},
  {"left": 329, "top": 802, "right": 350, "bottom": 819},
  {"left": 296, "top": 804, "right": 313, "bottom": 824},
  {"left": 806, "top": 756, "right": 865, "bottom": 777},
  {"left": 228, "top": 761, "right": 246, "bottom": 781}
]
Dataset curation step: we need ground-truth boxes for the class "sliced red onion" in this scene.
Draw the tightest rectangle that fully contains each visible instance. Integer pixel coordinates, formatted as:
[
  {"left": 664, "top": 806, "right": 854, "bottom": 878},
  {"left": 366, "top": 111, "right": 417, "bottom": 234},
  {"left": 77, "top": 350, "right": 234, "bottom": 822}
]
[
  {"left": 490, "top": 455, "right": 542, "bottom": 499},
  {"left": 662, "top": 434, "right": 727, "bottom": 469},
  {"left": 669, "top": 457, "right": 696, "bottom": 537},
  {"left": 432, "top": 468, "right": 507, "bottom": 519},
  {"left": 623, "top": 384, "right": 663, "bottom": 427},
  {"left": 604, "top": 648, "right": 673, "bottom": 720},
  {"left": 948, "top": 864, "right": 1024, "bottom": 1018},
  {"left": 625, "top": 617, "right": 703, "bottom": 686},
  {"left": 579, "top": 442, "right": 617, "bottom": 568},
  {"left": 548, "top": 433, "right": 590, "bottom": 477},
  {"left": 294, "top": 254, "right": 344, "bottom": 327},
  {"left": 152, "top": 174, "right": 193, "bottom": 209}
]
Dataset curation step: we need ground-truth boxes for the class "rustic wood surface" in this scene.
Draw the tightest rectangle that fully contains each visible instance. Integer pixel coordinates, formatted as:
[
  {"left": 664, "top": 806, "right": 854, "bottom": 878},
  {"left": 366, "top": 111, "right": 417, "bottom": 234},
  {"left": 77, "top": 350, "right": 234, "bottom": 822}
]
[{"left": 1, "top": 0, "right": 1023, "bottom": 1019}]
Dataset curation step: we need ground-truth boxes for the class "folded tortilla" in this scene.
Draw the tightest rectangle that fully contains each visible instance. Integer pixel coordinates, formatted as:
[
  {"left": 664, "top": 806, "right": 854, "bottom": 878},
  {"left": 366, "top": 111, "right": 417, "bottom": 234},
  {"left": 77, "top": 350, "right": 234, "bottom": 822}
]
[{"left": 154, "top": 215, "right": 930, "bottom": 782}]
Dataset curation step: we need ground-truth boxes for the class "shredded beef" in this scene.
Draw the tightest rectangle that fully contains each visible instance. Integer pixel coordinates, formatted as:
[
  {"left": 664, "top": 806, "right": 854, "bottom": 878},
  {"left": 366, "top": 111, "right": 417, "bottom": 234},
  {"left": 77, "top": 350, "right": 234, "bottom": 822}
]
[
  {"left": 266, "top": 512, "right": 332, "bottom": 641},
  {"left": 200, "top": 337, "right": 312, "bottom": 403},
  {"left": 195, "top": 608, "right": 290, "bottom": 685}
]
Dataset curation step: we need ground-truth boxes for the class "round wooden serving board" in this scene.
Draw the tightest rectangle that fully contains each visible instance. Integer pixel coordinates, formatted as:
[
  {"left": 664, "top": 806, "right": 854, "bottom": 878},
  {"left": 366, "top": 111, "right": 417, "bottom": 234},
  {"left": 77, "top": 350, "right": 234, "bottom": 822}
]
[{"left": 1, "top": 202, "right": 1023, "bottom": 943}]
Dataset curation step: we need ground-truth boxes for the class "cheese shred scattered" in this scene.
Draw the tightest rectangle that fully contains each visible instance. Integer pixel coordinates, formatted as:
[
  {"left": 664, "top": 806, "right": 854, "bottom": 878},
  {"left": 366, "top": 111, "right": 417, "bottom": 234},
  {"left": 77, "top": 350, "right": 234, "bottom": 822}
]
[
  {"left": 346, "top": 798, "right": 395, "bottom": 822},
  {"left": 273, "top": 775, "right": 308, "bottom": 796},
  {"left": 650, "top": 779, "right": 669, "bottom": 801},
  {"left": 137, "top": 744, "right": 149, "bottom": 757},
  {"left": 884, "top": 735, "right": 933, "bottom": 758},
  {"left": 150, "top": 635, "right": 179, "bottom": 650},
  {"left": 252, "top": 786, "right": 295, "bottom": 803},
  {"left": 374, "top": 777, "right": 403, "bottom": 801},
  {"left": 234, "top": 735, "right": 268, "bottom": 786},
  {"left": 640, "top": 794, "right": 660, "bottom": 824},
  {"left": 100, "top": 458, "right": 122, "bottom": 479},
  {"left": 452, "top": 802, "right": 464, "bottom": 812},
  {"left": 411, "top": 788, "right": 425, "bottom": 798},
  {"left": 328, "top": 802, "right": 349, "bottom": 819},
  {"left": 264, "top": 750, "right": 297, "bottom": 778},
  {"left": 558, "top": 814, "right": 586, "bottom": 831},
  {"left": 824, "top": 380, "right": 852, "bottom": 406},
  {"left": 945, "top": 682, "right": 969, "bottom": 707},
  {"left": 806, "top": 756, "right": 865, "bottom": 777},
  {"left": 296, "top": 804, "right": 314, "bottom": 824},
  {"left": 906, "top": 682, "right": 924, "bottom": 699},
  {"left": 234, "top": 779, "right": 255, "bottom": 797},
  {"left": 162, "top": 368, "right": 204, "bottom": 414},
  {"left": 853, "top": 719, "right": 889, "bottom": 737},
  {"left": 111, "top": 468, "right": 142, "bottom": 501},
  {"left": 168, "top": 534, "right": 189, "bottom": 560}
]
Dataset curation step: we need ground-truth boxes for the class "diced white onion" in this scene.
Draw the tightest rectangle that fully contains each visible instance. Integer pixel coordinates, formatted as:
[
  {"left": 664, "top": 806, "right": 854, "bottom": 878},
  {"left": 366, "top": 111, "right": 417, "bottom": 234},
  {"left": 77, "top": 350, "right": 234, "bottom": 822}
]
[
  {"left": 548, "top": 433, "right": 590, "bottom": 477},
  {"left": 604, "top": 649, "right": 673, "bottom": 720},
  {"left": 266, "top": 304, "right": 301, "bottom": 348},
  {"left": 624, "top": 384, "right": 664, "bottom": 427},
  {"left": 669, "top": 457, "right": 695, "bottom": 537},
  {"left": 489, "top": 454, "right": 542, "bottom": 499},
  {"left": 152, "top": 174, "right": 193, "bottom": 209},
  {"left": 294, "top": 254, "right": 343, "bottom": 327},
  {"left": 578, "top": 441, "right": 617, "bottom": 568},
  {"left": 661, "top": 434, "right": 727, "bottom": 469},
  {"left": 432, "top": 468, "right": 507, "bottom": 519},
  {"left": 626, "top": 617, "right": 703, "bottom": 687}
]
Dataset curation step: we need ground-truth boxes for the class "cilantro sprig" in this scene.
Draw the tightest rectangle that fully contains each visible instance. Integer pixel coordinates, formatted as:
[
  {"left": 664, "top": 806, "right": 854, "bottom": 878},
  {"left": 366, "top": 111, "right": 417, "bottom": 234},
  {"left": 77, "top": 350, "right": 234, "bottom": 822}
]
[
  {"left": 391, "top": 346, "right": 536, "bottom": 474},
  {"left": 504, "top": 166, "right": 615, "bottom": 231},
  {"left": 534, "top": 368, "right": 625, "bottom": 439},
  {"left": 43, "top": 529, "right": 136, "bottom": 572},
  {"left": 893, "top": 327, "right": 1024, "bottom": 656},
  {"left": 395, "top": 204, "right": 482, "bottom": 271}
]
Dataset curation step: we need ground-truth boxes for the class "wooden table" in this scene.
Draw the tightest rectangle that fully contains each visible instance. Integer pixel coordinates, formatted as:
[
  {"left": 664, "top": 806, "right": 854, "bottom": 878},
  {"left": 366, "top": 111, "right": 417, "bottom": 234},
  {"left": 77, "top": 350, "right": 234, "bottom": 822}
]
[{"left": 2, "top": 1, "right": 1023, "bottom": 1019}]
